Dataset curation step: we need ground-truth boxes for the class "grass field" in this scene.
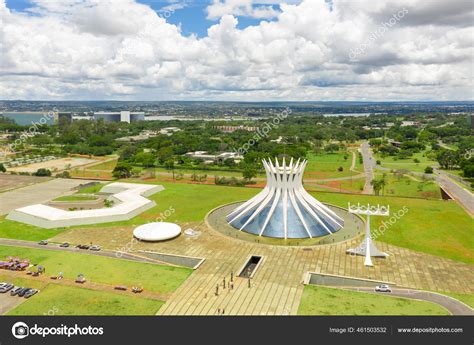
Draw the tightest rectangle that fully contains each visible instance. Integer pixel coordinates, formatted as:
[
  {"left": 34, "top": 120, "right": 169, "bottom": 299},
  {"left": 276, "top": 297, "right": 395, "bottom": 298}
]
[
  {"left": 7, "top": 284, "right": 163, "bottom": 315},
  {"left": 53, "top": 195, "right": 99, "bottom": 202},
  {"left": 298, "top": 285, "right": 449, "bottom": 315},
  {"left": 1, "top": 180, "right": 472, "bottom": 263},
  {"left": 374, "top": 173, "right": 441, "bottom": 199},
  {"left": 0, "top": 246, "right": 192, "bottom": 295},
  {"left": 0, "top": 217, "right": 66, "bottom": 241},
  {"left": 442, "top": 292, "right": 474, "bottom": 308},
  {"left": 313, "top": 177, "right": 365, "bottom": 193},
  {"left": 86, "top": 159, "right": 118, "bottom": 171},
  {"left": 305, "top": 151, "right": 357, "bottom": 179},
  {"left": 374, "top": 151, "right": 438, "bottom": 173},
  {"left": 77, "top": 183, "right": 106, "bottom": 194},
  {"left": 314, "top": 192, "right": 473, "bottom": 264}
]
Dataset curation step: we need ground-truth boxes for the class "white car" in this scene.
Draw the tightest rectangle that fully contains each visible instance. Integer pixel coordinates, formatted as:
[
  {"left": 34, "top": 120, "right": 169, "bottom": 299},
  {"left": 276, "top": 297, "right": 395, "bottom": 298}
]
[{"left": 375, "top": 284, "right": 392, "bottom": 293}]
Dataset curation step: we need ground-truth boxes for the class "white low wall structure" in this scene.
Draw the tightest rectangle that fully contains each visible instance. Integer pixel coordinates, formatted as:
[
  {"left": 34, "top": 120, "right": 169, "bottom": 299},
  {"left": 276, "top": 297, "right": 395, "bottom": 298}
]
[{"left": 7, "top": 182, "right": 164, "bottom": 229}]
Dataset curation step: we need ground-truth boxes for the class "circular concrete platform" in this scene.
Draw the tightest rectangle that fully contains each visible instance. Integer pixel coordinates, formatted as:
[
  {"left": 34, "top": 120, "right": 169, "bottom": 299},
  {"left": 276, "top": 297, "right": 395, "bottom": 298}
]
[
  {"left": 206, "top": 202, "right": 364, "bottom": 247},
  {"left": 133, "top": 222, "right": 181, "bottom": 242}
]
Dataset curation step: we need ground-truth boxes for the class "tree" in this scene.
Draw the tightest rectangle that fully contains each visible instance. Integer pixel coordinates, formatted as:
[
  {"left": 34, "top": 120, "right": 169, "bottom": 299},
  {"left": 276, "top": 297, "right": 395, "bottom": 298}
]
[
  {"left": 324, "top": 143, "right": 340, "bottom": 153},
  {"left": 112, "top": 162, "right": 132, "bottom": 179},
  {"left": 242, "top": 164, "right": 257, "bottom": 181},
  {"left": 33, "top": 168, "right": 52, "bottom": 177},
  {"left": 0, "top": 163, "right": 5, "bottom": 173},
  {"left": 436, "top": 150, "right": 460, "bottom": 170},
  {"left": 164, "top": 159, "right": 175, "bottom": 179},
  {"left": 134, "top": 152, "right": 156, "bottom": 167},
  {"left": 371, "top": 178, "right": 386, "bottom": 196},
  {"left": 424, "top": 166, "right": 434, "bottom": 174}
]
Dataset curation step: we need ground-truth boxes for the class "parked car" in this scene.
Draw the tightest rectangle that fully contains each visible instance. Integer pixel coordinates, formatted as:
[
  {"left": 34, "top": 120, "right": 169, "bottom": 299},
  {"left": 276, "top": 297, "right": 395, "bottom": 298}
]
[
  {"left": 10, "top": 286, "right": 23, "bottom": 296},
  {"left": 59, "top": 242, "right": 69, "bottom": 248},
  {"left": 0, "top": 282, "right": 8, "bottom": 288},
  {"left": 375, "top": 284, "right": 392, "bottom": 293},
  {"left": 76, "top": 244, "right": 90, "bottom": 250},
  {"left": 89, "top": 245, "right": 101, "bottom": 251},
  {"left": 0, "top": 283, "right": 14, "bottom": 293},
  {"left": 24, "top": 289, "right": 39, "bottom": 298},
  {"left": 38, "top": 240, "right": 48, "bottom": 245},
  {"left": 18, "top": 288, "right": 32, "bottom": 297}
]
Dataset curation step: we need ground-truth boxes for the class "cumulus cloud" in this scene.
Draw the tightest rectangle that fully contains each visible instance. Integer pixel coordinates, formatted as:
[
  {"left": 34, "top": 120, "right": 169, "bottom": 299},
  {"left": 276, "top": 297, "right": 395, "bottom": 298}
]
[
  {"left": 206, "top": 0, "right": 281, "bottom": 20},
  {"left": 0, "top": 0, "right": 472, "bottom": 101}
]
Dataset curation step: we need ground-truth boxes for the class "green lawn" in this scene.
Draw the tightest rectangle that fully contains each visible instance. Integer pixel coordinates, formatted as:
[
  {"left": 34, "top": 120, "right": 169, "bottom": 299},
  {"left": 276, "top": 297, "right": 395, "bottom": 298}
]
[
  {"left": 298, "top": 285, "right": 449, "bottom": 315},
  {"left": 76, "top": 183, "right": 106, "bottom": 194},
  {"left": 7, "top": 284, "right": 163, "bottom": 315},
  {"left": 374, "top": 151, "right": 438, "bottom": 173},
  {"left": 374, "top": 173, "right": 441, "bottom": 199},
  {"left": 86, "top": 159, "right": 118, "bottom": 171},
  {"left": 1, "top": 180, "right": 472, "bottom": 263},
  {"left": 53, "top": 195, "right": 99, "bottom": 202},
  {"left": 305, "top": 151, "right": 357, "bottom": 179},
  {"left": 442, "top": 292, "right": 474, "bottom": 308},
  {"left": 0, "top": 217, "right": 66, "bottom": 241},
  {"left": 0, "top": 246, "right": 192, "bottom": 295},
  {"left": 314, "top": 191, "right": 473, "bottom": 264}
]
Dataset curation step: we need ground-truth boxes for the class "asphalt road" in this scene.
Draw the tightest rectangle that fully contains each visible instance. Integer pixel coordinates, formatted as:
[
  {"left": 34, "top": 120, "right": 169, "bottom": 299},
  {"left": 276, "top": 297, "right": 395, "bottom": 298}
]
[
  {"left": 0, "top": 238, "right": 169, "bottom": 266},
  {"left": 360, "top": 142, "right": 376, "bottom": 194},
  {"left": 434, "top": 169, "right": 474, "bottom": 216},
  {"left": 346, "top": 287, "right": 473, "bottom": 315}
]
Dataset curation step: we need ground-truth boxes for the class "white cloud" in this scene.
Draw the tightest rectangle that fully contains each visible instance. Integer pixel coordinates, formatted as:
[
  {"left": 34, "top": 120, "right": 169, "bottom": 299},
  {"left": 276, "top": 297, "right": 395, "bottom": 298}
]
[
  {"left": 206, "top": 0, "right": 280, "bottom": 20},
  {"left": 0, "top": 0, "right": 472, "bottom": 101}
]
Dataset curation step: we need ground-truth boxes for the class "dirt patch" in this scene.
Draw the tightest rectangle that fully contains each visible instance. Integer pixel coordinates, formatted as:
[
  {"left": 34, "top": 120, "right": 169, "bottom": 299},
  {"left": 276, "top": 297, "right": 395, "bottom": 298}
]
[{"left": 9, "top": 158, "right": 97, "bottom": 174}]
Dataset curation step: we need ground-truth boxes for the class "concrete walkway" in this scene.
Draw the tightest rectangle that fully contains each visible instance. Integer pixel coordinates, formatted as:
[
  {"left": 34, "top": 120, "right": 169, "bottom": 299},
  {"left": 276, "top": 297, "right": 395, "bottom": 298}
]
[
  {"left": 0, "top": 178, "right": 96, "bottom": 215},
  {"left": 346, "top": 287, "right": 473, "bottom": 315}
]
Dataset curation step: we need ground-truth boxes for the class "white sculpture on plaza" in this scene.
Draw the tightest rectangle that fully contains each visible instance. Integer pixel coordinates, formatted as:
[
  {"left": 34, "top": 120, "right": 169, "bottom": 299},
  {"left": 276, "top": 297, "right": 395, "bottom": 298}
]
[
  {"left": 346, "top": 203, "right": 390, "bottom": 266},
  {"left": 227, "top": 157, "right": 344, "bottom": 239}
]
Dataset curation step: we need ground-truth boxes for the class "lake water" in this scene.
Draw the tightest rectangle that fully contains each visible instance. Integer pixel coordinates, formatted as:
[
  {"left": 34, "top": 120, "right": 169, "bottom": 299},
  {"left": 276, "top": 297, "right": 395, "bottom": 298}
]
[{"left": 0, "top": 112, "right": 55, "bottom": 126}]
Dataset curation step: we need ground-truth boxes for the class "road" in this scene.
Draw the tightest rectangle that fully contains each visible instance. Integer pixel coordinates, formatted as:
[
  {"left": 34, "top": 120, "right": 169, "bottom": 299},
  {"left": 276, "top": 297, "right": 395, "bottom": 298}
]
[
  {"left": 360, "top": 142, "right": 376, "bottom": 194},
  {"left": 346, "top": 287, "right": 473, "bottom": 315},
  {"left": 434, "top": 169, "right": 474, "bottom": 216},
  {"left": 0, "top": 238, "right": 172, "bottom": 266}
]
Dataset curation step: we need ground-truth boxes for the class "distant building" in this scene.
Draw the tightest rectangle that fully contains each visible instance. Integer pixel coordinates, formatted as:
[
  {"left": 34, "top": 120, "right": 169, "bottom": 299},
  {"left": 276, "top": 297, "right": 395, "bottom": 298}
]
[
  {"left": 185, "top": 151, "right": 243, "bottom": 163},
  {"left": 400, "top": 121, "right": 421, "bottom": 127},
  {"left": 214, "top": 125, "right": 258, "bottom": 133},
  {"left": 159, "top": 127, "right": 181, "bottom": 136},
  {"left": 54, "top": 112, "right": 73, "bottom": 124},
  {"left": 93, "top": 111, "right": 145, "bottom": 123}
]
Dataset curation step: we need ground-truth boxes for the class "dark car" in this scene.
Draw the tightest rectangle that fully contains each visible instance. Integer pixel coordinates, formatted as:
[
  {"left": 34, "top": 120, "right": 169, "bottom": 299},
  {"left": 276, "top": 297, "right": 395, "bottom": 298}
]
[
  {"left": 18, "top": 288, "right": 32, "bottom": 297},
  {"left": 24, "top": 289, "right": 39, "bottom": 298},
  {"left": 0, "top": 283, "right": 14, "bottom": 293},
  {"left": 76, "top": 244, "right": 90, "bottom": 250},
  {"left": 59, "top": 242, "right": 69, "bottom": 248},
  {"left": 10, "top": 286, "right": 22, "bottom": 296},
  {"left": 38, "top": 240, "right": 48, "bottom": 245}
]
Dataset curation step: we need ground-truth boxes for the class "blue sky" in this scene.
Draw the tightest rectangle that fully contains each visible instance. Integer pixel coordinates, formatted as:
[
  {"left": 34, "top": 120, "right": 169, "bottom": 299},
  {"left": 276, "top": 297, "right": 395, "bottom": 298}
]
[
  {"left": 2, "top": 0, "right": 472, "bottom": 101},
  {"left": 5, "top": 0, "right": 280, "bottom": 37}
]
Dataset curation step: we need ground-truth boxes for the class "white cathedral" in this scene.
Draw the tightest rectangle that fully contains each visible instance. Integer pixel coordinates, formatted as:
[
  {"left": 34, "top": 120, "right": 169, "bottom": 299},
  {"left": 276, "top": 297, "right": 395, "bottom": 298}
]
[{"left": 227, "top": 157, "right": 344, "bottom": 239}]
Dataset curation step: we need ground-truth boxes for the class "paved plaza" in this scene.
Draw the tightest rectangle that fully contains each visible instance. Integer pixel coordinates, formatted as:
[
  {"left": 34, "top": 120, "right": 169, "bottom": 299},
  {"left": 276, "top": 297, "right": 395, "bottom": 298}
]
[{"left": 52, "top": 217, "right": 474, "bottom": 316}]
